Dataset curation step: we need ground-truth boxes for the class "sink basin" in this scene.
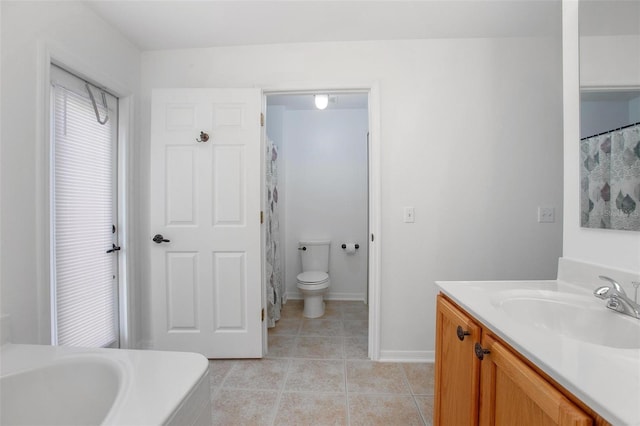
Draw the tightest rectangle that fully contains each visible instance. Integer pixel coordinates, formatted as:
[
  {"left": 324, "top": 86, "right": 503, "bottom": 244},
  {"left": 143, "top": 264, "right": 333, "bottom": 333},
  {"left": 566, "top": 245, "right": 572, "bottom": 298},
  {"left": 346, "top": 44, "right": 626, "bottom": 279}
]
[{"left": 492, "top": 290, "right": 640, "bottom": 349}]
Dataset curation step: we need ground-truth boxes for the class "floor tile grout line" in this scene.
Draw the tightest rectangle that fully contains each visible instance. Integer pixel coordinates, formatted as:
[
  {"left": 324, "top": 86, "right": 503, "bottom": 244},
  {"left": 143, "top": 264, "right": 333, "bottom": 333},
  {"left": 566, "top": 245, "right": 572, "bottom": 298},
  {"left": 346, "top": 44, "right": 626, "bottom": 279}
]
[
  {"left": 412, "top": 394, "right": 429, "bottom": 426},
  {"left": 214, "top": 360, "right": 237, "bottom": 390},
  {"left": 401, "top": 362, "right": 429, "bottom": 426},
  {"left": 217, "top": 385, "right": 284, "bottom": 392},
  {"left": 280, "top": 389, "right": 347, "bottom": 395},
  {"left": 344, "top": 358, "right": 351, "bottom": 425},
  {"left": 269, "top": 357, "right": 292, "bottom": 426},
  {"left": 346, "top": 391, "right": 415, "bottom": 396},
  {"left": 400, "top": 363, "right": 414, "bottom": 396}
]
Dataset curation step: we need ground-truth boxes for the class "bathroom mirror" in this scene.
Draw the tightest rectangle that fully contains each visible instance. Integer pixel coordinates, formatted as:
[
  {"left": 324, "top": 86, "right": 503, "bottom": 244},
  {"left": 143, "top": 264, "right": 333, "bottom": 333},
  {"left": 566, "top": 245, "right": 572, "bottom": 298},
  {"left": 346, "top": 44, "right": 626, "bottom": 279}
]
[{"left": 579, "top": 0, "right": 640, "bottom": 231}]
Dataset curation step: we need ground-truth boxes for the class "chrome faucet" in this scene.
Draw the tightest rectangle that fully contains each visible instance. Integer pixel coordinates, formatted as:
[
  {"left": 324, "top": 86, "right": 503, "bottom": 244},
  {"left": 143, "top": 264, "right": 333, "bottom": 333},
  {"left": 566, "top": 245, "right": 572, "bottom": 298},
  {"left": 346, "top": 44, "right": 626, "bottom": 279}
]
[{"left": 594, "top": 275, "right": 640, "bottom": 320}]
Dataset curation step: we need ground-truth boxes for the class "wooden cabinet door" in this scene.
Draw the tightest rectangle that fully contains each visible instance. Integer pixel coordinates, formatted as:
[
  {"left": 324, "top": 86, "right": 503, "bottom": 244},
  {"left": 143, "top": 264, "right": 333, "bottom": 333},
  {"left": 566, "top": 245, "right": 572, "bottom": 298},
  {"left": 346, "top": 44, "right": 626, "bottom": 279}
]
[
  {"left": 434, "top": 295, "right": 482, "bottom": 425},
  {"left": 478, "top": 334, "right": 592, "bottom": 426}
]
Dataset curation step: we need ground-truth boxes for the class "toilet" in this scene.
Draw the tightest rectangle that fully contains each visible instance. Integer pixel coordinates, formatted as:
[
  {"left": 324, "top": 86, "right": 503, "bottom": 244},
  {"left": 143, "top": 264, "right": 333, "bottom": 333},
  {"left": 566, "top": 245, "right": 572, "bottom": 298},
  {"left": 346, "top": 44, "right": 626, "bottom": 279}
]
[{"left": 296, "top": 240, "right": 331, "bottom": 318}]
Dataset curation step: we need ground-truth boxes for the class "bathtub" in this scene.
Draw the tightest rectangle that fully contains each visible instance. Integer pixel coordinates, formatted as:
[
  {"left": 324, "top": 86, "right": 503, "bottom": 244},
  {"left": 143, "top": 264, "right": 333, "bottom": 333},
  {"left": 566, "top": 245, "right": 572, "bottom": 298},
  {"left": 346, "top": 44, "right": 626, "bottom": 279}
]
[{"left": 0, "top": 343, "right": 211, "bottom": 425}]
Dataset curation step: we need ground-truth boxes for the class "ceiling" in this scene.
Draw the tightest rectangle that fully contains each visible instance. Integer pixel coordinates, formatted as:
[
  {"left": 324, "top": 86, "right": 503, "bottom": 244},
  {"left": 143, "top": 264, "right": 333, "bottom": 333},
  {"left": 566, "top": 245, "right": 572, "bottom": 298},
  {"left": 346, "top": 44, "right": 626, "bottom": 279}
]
[{"left": 84, "top": 0, "right": 564, "bottom": 51}]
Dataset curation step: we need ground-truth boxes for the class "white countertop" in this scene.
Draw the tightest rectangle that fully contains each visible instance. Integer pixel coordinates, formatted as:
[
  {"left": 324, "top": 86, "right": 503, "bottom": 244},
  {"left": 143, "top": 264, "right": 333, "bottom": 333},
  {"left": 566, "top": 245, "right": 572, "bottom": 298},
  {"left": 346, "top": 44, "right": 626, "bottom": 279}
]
[{"left": 436, "top": 279, "right": 640, "bottom": 426}]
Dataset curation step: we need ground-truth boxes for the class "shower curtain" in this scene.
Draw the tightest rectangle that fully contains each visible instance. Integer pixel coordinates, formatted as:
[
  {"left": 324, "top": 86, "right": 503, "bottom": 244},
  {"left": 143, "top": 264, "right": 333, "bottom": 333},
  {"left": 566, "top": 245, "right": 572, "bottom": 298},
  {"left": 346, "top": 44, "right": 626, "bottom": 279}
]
[
  {"left": 580, "top": 123, "right": 640, "bottom": 231},
  {"left": 265, "top": 138, "right": 283, "bottom": 327}
]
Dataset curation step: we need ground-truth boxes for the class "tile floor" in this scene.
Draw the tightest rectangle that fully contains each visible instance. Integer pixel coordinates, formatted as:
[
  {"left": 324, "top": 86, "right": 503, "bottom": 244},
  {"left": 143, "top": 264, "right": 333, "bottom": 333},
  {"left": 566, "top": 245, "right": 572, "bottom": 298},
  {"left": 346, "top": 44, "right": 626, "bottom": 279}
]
[{"left": 208, "top": 300, "right": 435, "bottom": 425}]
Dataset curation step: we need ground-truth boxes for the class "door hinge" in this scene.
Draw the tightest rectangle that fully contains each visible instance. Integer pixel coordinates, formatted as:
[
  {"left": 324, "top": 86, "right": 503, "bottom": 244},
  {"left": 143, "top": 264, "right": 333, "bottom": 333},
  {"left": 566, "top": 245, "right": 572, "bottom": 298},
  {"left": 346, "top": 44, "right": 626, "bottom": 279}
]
[
  {"left": 261, "top": 308, "right": 265, "bottom": 321},
  {"left": 260, "top": 210, "right": 264, "bottom": 224},
  {"left": 260, "top": 113, "right": 265, "bottom": 127}
]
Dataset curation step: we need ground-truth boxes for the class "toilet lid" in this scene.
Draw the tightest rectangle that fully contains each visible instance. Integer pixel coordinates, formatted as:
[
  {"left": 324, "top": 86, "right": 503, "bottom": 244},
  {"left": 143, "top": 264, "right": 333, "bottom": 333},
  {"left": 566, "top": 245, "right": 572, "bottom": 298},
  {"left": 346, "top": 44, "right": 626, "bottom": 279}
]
[{"left": 296, "top": 271, "right": 329, "bottom": 283}]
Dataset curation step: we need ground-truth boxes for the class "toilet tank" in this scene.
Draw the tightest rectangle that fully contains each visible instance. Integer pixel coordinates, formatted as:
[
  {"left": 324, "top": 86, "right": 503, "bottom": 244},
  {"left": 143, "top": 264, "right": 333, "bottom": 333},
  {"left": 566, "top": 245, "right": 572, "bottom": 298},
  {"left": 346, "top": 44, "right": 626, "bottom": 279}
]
[{"left": 299, "top": 240, "right": 330, "bottom": 272}]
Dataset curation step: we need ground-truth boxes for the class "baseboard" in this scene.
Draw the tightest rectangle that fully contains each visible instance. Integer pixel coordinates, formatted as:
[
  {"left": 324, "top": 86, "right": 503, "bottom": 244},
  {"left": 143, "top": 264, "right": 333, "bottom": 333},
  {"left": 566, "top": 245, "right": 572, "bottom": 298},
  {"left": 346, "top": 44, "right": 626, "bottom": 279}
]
[
  {"left": 286, "top": 290, "right": 366, "bottom": 302},
  {"left": 378, "top": 350, "right": 435, "bottom": 363}
]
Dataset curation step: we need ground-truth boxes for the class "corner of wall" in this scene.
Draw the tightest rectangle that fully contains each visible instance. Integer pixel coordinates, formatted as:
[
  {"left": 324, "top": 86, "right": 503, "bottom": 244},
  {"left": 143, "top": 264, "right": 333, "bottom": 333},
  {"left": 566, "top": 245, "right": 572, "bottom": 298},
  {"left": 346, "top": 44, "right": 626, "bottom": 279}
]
[{"left": 0, "top": 314, "right": 11, "bottom": 345}]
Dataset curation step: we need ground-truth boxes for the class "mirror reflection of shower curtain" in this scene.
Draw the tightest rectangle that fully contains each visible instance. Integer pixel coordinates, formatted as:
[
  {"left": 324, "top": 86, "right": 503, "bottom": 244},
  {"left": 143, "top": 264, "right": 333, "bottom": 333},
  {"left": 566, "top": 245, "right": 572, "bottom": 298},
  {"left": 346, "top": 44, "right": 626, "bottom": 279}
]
[
  {"left": 580, "top": 123, "right": 640, "bottom": 231},
  {"left": 265, "top": 138, "right": 282, "bottom": 327}
]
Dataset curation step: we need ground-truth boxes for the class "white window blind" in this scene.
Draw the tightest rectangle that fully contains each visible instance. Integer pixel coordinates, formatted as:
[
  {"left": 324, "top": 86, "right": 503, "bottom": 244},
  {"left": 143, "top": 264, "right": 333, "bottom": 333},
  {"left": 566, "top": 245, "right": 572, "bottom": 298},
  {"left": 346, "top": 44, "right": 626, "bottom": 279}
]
[{"left": 51, "top": 65, "right": 119, "bottom": 348}]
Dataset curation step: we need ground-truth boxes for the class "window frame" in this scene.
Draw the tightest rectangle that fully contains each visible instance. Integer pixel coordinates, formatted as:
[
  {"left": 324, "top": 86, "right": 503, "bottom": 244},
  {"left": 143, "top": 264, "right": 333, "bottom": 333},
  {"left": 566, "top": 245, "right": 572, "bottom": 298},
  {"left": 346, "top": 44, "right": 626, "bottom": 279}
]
[
  {"left": 49, "top": 64, "right": 120, "bottom": 347},
  {"left": 36, "top": 47, "right": 133, "bottom": 348}
]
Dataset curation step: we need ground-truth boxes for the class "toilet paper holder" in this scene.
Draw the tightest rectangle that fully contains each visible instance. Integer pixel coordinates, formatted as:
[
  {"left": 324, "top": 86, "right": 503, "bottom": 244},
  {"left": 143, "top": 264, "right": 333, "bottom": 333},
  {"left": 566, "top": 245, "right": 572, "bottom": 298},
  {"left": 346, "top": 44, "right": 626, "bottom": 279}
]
[{"left": 341, "top": 243, "right": 359, "bottom": 250}]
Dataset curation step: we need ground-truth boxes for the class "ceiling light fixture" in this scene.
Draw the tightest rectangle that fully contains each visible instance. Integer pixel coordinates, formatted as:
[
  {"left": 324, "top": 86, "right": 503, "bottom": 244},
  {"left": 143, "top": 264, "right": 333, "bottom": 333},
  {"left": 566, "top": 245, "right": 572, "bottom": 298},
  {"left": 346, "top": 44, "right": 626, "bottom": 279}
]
[{"left": 314, "top": 94, "right": 329, "bottom": 110}]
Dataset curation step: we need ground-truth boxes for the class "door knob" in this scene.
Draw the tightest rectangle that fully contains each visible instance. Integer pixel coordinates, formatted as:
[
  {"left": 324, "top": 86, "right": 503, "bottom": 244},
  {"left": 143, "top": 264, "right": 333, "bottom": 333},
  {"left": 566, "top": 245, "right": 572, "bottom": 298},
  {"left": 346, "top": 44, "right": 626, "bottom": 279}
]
[
  {"left": 153, "top": 234, "right": 170, "bottom": 244},
  {"left": 196, "top": 131, "right": 209, "bottom": 143}
]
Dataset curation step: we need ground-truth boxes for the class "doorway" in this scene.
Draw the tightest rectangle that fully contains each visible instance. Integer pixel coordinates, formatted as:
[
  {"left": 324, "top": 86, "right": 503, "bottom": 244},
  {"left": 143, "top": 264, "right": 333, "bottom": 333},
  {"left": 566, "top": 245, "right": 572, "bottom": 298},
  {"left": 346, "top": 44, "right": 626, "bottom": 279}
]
[{"left": 263, "top": 91, "right": 373, "bottom": 359}]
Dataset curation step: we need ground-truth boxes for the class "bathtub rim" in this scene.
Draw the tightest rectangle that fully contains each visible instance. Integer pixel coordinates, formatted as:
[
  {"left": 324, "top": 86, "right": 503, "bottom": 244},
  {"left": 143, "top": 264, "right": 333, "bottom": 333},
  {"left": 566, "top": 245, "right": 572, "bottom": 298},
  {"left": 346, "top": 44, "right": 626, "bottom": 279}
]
[{"left": 1, "top": 343, "right": 210, "bottom": 425}]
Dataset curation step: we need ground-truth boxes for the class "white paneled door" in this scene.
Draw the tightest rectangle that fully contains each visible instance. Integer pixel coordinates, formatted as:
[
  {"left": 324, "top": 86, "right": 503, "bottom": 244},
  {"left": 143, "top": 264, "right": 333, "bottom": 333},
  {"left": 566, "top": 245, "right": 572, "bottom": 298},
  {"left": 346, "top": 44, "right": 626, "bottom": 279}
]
[{"left": 150, "top": 89, "right": 262, "bottom": 358}]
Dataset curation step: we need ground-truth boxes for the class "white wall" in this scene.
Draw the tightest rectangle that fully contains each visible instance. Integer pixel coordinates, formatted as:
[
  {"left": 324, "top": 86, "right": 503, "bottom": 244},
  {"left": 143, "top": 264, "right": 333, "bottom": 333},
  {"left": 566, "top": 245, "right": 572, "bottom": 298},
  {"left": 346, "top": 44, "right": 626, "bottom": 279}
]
[
  {"left": 282, "top": 108, "right": 369, "bottom": 301},
  {"left": 0, "top": 1, "right": 141, "bottom": 344},
  {"left": 580, "top": 35, "right": 640, "bottom": 88},
  {"left": 141, "top": 36, "right": 563, "bottom": 358},
  {"left": 563, "top": 3, "right": 640, "bottom": 273}
]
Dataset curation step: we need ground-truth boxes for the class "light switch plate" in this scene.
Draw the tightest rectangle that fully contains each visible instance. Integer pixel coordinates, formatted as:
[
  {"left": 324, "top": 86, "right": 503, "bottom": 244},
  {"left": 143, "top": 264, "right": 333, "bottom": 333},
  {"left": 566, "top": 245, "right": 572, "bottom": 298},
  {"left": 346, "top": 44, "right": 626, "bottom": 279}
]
[
  {"left": 403, "top": 207, "right": 415, "bottom": 223},
  {"left": 538, "top": 207, "right": 555, "bottom": 223}
]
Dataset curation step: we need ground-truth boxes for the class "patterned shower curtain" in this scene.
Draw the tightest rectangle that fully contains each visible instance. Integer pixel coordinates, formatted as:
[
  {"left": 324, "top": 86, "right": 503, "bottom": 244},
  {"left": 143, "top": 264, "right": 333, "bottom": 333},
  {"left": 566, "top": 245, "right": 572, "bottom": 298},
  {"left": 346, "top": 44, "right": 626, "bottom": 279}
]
[
  {"left": 265, "top": 138, "right": 283, "bottom": 327},
  {"left": 580, "top": 123, "right": 640, "bottom": 231}
]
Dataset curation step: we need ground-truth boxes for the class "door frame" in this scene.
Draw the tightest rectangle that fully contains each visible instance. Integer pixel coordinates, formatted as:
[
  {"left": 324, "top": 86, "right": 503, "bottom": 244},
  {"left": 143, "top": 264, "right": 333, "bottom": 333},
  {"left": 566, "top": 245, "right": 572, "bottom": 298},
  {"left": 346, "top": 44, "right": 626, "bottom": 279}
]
[
  {"left": 261, "top": 82, "right": 382, "bottom": 360},
  {"left": 35, "top": 43, "right": 135, "bottom": 348}
]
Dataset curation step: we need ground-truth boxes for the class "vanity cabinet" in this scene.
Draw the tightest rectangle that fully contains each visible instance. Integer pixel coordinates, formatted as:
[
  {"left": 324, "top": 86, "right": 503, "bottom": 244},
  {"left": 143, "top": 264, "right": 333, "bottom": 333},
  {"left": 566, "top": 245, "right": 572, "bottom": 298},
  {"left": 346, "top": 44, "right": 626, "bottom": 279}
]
[
  {"left": 434, "top": 294, "right": 603, "bottom": 426},
  {"left": 434, "top": 293, "right": 481, "bottom": 425},
  {"left": 478, "top": 333, "right": 591, "bottom": 425}
]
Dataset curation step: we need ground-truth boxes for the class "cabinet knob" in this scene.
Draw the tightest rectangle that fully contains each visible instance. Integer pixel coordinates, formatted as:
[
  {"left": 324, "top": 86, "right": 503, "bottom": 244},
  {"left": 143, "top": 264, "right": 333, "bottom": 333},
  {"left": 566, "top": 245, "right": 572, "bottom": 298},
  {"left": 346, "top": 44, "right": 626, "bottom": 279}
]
[
  {"left": 456, "top": 325, "right": 471, "bottom": 341},
  {"left": 474, "top": 342, "right": 490, "bottom": 360}
]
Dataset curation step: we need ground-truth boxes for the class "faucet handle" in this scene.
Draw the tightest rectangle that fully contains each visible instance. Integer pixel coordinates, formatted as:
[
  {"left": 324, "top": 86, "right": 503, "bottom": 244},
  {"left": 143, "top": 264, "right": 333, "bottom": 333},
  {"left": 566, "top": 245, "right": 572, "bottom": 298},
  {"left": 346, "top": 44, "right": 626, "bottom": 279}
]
[
  {"left": 598, "top": 275, "right": 626, "bottom": 296},
  {"left": 632, "top": 282, "right": 640, "bottom": 304},
  {"left": 594, "top": 286, "right": 611, "bottom": 299}
]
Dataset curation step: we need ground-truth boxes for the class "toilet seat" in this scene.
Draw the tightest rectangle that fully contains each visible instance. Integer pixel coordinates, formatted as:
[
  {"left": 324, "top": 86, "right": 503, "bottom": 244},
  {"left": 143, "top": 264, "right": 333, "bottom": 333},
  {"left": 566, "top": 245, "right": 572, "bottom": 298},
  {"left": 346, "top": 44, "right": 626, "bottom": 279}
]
[{"left": 296, "top": 271, "right": 329, "bottom": 285}]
